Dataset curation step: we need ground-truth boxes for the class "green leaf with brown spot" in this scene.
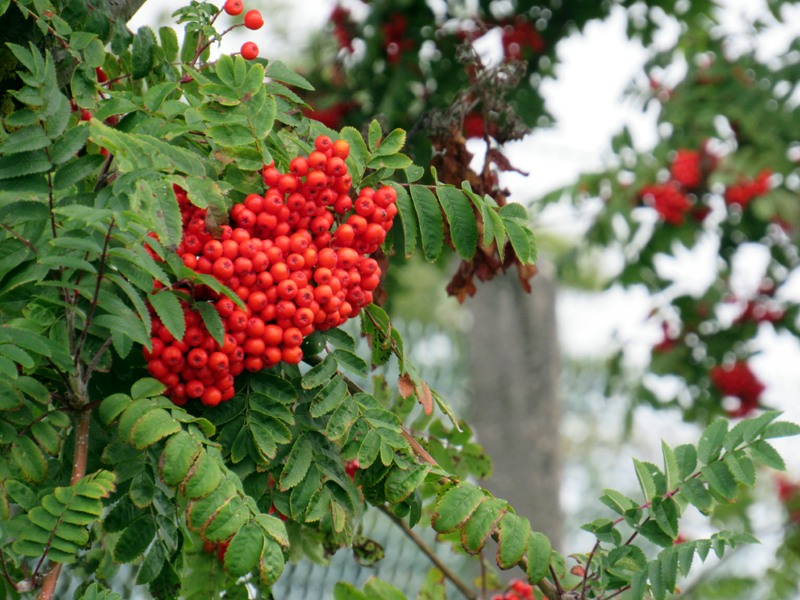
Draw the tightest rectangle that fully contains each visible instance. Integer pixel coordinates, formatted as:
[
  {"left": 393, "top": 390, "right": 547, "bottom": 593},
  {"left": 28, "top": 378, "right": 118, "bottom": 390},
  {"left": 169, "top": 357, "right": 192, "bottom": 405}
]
[
  {"left": 432, "top": 484, "right": 485, "bottom": 534},
  {"left": 461, "top": 497, "right": 506, "bottom": 555}
]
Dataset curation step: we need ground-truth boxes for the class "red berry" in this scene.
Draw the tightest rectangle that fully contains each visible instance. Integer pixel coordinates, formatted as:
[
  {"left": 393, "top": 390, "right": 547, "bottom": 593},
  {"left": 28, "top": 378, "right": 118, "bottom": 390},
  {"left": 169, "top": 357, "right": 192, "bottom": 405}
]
[
  {"left": 223, "top": 0, "right": 243, "bottom": 15},
  {"left": 244, "top": 9, "right": 264, "bottom": 30},
  {"left": 241, "top": 41, "right": 259, "bottom": 60}
]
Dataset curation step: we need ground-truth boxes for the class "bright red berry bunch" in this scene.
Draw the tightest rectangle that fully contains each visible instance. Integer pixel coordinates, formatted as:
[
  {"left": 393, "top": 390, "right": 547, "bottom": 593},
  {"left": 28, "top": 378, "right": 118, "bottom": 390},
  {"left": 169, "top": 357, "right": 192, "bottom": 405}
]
[
  {"left": 144, "top": 136, "right": 397, "bottom": 407},
  {"left": 709, "top": 360, "right": 765, "bottom": 418},
  {"left": 724, "top": 169, "right": 772, "bottom": 209},
  {"left": 639, "top": 182, "right": 693, "bottom": 226},
  {"left": 669, "top": 149, "right": 702, "bottom": 190}
]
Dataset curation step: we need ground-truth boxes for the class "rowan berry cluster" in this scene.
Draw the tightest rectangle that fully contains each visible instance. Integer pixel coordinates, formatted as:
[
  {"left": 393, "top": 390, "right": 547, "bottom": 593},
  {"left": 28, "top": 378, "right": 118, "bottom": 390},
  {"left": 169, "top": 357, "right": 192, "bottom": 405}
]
[
  {"left": 709, "top": 360, "right": 765, "bottom": 418},
  {"left": 491, "top": 579, "right": 534, "bottom": 600},
  {"left": 144, "top": 135, "right": 397, "bottom": 408},
  {"left": 640, "top": 146, "right": 721, "bottom": 225},
  {"left": 639, "top": 182, "right": 692, "bottom": 226},
  {"left": 669, "top": 149, "right": 703, "bottom": 190},
  {"left": 723, "top": 169, "right": 772, "bottom": 209}
]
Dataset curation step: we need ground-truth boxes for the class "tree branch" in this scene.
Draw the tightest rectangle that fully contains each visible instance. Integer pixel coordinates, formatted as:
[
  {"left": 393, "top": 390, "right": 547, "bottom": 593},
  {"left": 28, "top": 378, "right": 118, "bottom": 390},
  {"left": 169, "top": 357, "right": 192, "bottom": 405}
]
[
  {"left": 83, "top": 336, "right": 113, "bottom": 383},
  {"left": 36, "top": 409, "right": 91, "bottom": 600},
  {"left": 379, "top": 505, "right": 476, "bottom": 600},
  {"left": 75, "top": 218, "right": 114, "bottom": 364},
  {"left": 581, "top": 540, "right": 599, "bottom": 597},
  {"left": 1, "top": 224, "right": 38, "bottom": 253}
]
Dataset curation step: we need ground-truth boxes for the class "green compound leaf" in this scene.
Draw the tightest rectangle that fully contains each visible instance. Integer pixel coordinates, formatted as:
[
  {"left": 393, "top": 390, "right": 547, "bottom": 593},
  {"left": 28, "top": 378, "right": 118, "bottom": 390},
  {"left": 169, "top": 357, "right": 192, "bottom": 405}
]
[
  {"left": 136, "top": 542, "right": 166, "bottom": 585},
  {"left": 385, "top": 464, "right": 429, "bottom": 504},
  {"left": 698, "top": 419, "right": 728, "bottom": 465},
  {"left": 11, "top": 435, "right": 47, "bottom": 482},
  {"left": 113, "top": 515, "right": 156, "bottom": 563},
  {"left": 357, "top": 429, "right": 381, "bottom": 469},
  {"left": 496, "top": 512, "right": 530, "bottom": 570},
  {"left": 280, "top": 436, "right": 313, "bottom": 491},
  {"left": 701, "top": 461, "right": 738, "bottom": 500},
  {"left": 224, "top": 520, "right": 265, "bottom": 577},
  {"left": 267, "top": 60, "right": 313, "bottom": 90},
  {"left": 501, "top": 217, "right": 532, "bottom": 264},
  {"left": 461, "top": 497, "right": 506, "bottom": 555},
  {"left": 130, "top": 408, "right": 182, "bottom": 450},
  {"left": 326, "top": 395, "right": 360, "bottom": 441},
  {"left": 527, "top": 532, "right": 552, "bottom": 583},
  {"left": 390, "top": 182, "right": 417, "bottom": 258},
  {"left": 301, "top": 352, "right": 337, "bottom": 389},
  {"left": 674, "top": 444, "right": 697, "bottom": 479},
  {"left": 131, "top": 26, "right": 156, "bottom": 80},
  {"left": 311, "top": 375, "right": 348, "bottom": 418},
  {"left": 762, "top": 421, "right": 800, "bottom": 439},
  {"left": 431, "top": 483, "right": 485, "bottom": 534},
  {"left": 651, "top": 497, "right": 679, "bottom": 539},
  {"left": 372, "top": 129, "right": 405, "bottom": 157},
  {"left": 437, "top": 186, "right": 478, "bottom": 260},
  {"left": 749, "top": 439, "right": 786, "bottom": 471},
  {"left": 259, "top": 539, "right": 285, "bottom": 586},
  {"left": 724, "top": 450, "right": 756, "bottom": 487},
  {"left": 680, "top": 478, "right": 712, "bottom": 513},
  {"left": 409, "top": 185, "right": 444, "bottom": 262},
  {"left": 662, "top": 441, "right": 680, "bottom": 492},
  {"left": 332, "top": 349, "right": 368, "bottom": 378},
  {"left": 633, "top": 458, "right": 657, "bottom": 503},
  {"left": 250, "top": 372, "right": 298, "bottom": 404},
  {"left": 148, "top": 290, "right": 185, "bottom": 343}
]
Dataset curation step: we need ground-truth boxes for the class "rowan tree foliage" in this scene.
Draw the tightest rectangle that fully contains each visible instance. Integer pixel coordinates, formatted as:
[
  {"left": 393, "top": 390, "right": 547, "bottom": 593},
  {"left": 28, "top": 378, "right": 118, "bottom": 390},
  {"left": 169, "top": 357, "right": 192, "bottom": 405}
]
[{"left": 0, "top": 1, "right": 798, "bottom": 600}]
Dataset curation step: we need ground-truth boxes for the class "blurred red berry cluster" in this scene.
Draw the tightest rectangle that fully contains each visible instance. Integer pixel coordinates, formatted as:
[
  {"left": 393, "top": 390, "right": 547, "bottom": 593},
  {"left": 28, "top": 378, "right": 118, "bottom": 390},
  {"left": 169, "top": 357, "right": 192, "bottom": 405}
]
[
  {"left": 491, "top": 579, "right": 535, "bottom": 600},
  {"left": 382, "top": 13, "right": 415, "bottom": 65},
  {"left": 640, "top": 182, "right": 693, "bottom": 226},
  {"left": 670, "top": 149, "right": 703, "bottom": 190},
  {"left": 331, "top": 5, "right": 356, "bottom": 52},
  {"left": 500, "top": 19, "right": 545, "bottom": 61},
  {"left": 709, "top": 360, "right": 765, "bottom": 418},
  {"left": 724, "top": 170, "right": 772, "bottom": 209}
]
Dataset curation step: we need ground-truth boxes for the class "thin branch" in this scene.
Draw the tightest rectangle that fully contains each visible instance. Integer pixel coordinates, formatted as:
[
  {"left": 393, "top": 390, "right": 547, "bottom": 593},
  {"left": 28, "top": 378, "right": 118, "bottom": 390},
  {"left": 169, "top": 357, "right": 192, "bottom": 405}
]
[
  {"left": 192, "top": 23, "right": 245, "bottom": 66},
  {"left": 601, "top": 585, "right": 630, "bottom": 600},
  {"left": 549, "top": 565, "right": 564, "bottom": 599},
  {"left": 379, "top": 505, "right": 476, "bottom": 600},
  {"left": 92, "top": 152, "right": 115, "bottom": 193},
  {"left": 581, "top": 540, "right": 600, "bottom": 597},
  {"left": 1, "top": 224, "right": 37, "bottom": 253},
  {"left": 16, "top": 407, "right": 70, "bottom": 438},
  {"left": 0, "top": 555, "right": 17, "bottom": 591},
  {"left": 624, "top": 526, "right": 641, "bottom": 547},
  {"left": 74, "top": 218, "right": 115, "bottom": 364},
  {"left": 47, "top": 359, "right": 72, "bottom": 393},
  {"left": 83, "top": 336, "right": 113, "bottom": 383},
  {"left": 35, "top": 409, "right": 91, "bottom": 600},
  {"left": 45, "top": 169, "right": 70, "bottom": 304}
]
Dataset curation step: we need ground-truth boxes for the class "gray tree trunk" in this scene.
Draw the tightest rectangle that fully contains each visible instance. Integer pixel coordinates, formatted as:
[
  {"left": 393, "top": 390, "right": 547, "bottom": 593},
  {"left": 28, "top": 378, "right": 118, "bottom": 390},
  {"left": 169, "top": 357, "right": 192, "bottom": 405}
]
[{"left": 468, "top": 269, "right": 562, "bottom": 551}]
